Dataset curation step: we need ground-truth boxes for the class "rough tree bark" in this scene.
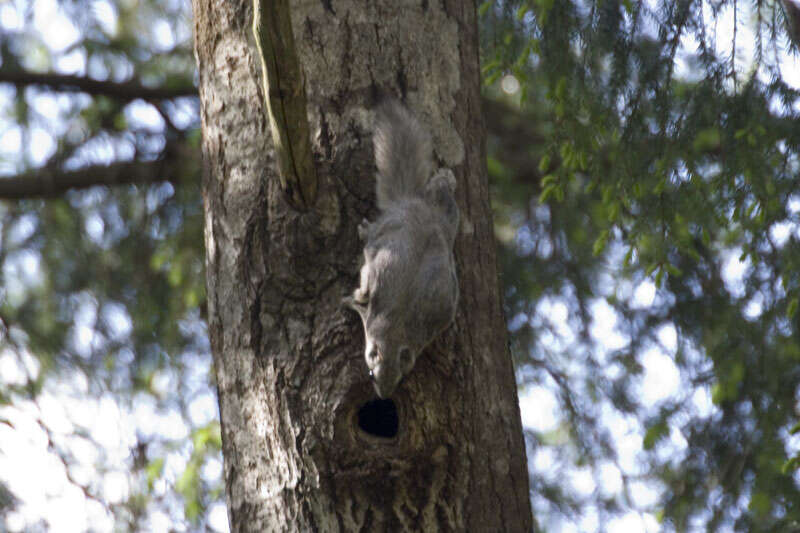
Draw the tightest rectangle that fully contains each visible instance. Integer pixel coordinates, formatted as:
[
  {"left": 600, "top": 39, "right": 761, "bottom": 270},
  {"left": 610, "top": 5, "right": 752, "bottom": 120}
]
[{"left": 192, "top": 1, "right": 533, "bottom": 531}]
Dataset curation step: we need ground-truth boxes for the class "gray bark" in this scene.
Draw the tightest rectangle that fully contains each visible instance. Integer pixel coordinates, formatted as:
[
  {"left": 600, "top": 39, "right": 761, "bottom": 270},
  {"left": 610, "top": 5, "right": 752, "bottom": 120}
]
[{"left": 192, "top": 0, "right": 533, "bottom": 531}]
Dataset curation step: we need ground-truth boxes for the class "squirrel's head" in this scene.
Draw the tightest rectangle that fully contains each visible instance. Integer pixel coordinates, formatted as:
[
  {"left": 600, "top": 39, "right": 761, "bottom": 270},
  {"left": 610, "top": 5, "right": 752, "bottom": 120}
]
[
  {"left": 345, "top": 297, "right": 419, "bottom": 398},
  {"left": 364, "top": 336, "right": 418, "bottom": 398}
]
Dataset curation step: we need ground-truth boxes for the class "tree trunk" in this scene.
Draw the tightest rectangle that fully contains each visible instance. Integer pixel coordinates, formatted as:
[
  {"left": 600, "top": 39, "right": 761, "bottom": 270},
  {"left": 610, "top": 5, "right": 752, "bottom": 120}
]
[{"left": 191, "top": 1, "right": 533, "bottom": 531}]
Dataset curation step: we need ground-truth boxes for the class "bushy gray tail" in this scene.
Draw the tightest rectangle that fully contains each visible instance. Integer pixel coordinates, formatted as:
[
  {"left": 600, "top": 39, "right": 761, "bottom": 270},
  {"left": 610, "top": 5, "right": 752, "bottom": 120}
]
[{"left": 373, "top": 102, "right": 433, "bottom": 210}]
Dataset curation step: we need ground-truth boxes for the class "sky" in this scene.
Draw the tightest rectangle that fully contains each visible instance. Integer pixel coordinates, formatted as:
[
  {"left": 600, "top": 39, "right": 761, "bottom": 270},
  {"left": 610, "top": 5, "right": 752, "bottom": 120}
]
[{"left": 1, "top": 1, "right": 800, "bottom": 532}]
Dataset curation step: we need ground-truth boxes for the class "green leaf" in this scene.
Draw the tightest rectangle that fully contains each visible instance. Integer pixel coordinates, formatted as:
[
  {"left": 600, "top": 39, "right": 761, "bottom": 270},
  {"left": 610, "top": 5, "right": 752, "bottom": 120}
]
[
  {"left": 540, "top": 174, "right": 557, "bottom": 187},
  {"left": 146, "top": 457, "right": 165, "bottom": 490},
  {"left": 623, "top": 246, "right": 634, "bottom": 267},
  {"left": 788, "top": 298, "right": 799, "bottom": 319},
  {"left": 643, "top": 421, "right": 669, "bottom": 450},
  {"left": 608, "top": 202, "right": 620, "bottom": 222},
  {"left": 481, "top": 59, "right": 502, "bottom": 76},
  {"left": 782, "top": 455, "right": 800, "bottom": 474},
  {"left": 655, "top": 268, "right": 665, "bottom": 288},
  {"left": 538, "top": 184, "right": 557, "bottom": 204},
  {"left": 711, "top": 383, "right": 724, "bottom": 404},
  {"left": 702, "top": 228, "right": 711, "bottom": 246},
  {"left": 176, "top": 463, "right": 197, "bottom": 495},
  {"left": 538, "top": 155, "right": 551, "bottom": 173},
  {"left": 592, "top": 230, "right": 609, "bottom": 256},
  {"left": 578, "top": 151, "right": 588, "bottom": 171},
  {"left": 664, "top": 263, "right": 683, "bottom": 277},
  {"left": 554, "top": 184, "right": 564, "bottom": 202},
  {"left": 484, "top": 70, "right": 503, "bottom": 87}
]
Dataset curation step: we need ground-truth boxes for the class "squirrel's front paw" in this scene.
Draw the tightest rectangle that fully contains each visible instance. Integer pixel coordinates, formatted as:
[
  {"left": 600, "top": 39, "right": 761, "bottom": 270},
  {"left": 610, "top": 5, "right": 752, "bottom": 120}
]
[
  {"left": 342, "top": 291, "right": 367, "bottom": 311},
  {"left": 357, "top": 218, "right": 370, "bottom": 240}
]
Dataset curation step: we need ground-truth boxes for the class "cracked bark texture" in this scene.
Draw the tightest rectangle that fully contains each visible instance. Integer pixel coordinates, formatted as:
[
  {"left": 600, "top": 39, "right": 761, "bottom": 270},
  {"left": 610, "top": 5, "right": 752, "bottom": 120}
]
[{"left": 192, "top": 1, "right": 533, "bottom": 531}]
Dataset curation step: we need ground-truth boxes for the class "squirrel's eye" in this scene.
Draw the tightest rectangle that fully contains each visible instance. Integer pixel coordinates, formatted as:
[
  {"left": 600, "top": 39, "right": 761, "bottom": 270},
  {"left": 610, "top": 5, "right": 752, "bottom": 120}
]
[
  {"left": 366, "top": 342, "right": 379, "bottom": 363},
  {"left": 399, "top": 347, "right": 412, "bottom": 366}
]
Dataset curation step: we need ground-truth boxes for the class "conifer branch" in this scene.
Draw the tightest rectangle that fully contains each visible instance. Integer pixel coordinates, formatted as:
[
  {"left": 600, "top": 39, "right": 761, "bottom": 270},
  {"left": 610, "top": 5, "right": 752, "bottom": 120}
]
[
  {"left": 0, "top": 158, "right": 186, "bottom": 200},
  {"left": 0, "top": 71, "right": 196, "bottom": 103}
]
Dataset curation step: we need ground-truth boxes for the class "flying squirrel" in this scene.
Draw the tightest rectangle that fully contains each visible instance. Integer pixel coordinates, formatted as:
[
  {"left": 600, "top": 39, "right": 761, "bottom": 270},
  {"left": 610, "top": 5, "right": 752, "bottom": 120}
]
[{"left": 344, "top": 102, "right": 459, "bottom": 398}]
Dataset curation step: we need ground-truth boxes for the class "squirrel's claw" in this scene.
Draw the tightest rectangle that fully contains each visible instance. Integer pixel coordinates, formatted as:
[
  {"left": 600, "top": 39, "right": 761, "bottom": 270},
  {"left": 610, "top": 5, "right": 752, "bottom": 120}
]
[{"left": 357, "top": 218, "right": 370, "bottom": 240}]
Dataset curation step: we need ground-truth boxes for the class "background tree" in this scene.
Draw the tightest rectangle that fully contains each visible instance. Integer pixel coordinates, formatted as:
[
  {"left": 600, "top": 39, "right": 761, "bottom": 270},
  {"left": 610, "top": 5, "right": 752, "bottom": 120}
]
[{"left": 0, "top": 0, "right": 799, "bottom": 531}]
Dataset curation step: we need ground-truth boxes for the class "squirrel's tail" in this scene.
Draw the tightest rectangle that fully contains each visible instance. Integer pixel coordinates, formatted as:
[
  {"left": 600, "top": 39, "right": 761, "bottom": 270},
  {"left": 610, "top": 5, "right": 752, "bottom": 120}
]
[{"left": 373, "top": 102, "right": 433, "bottom": 210}]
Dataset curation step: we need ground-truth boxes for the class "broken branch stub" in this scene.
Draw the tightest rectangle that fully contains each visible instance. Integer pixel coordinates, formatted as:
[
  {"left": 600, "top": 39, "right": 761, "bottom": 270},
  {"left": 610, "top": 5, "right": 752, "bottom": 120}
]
[{"left": 252, "top": 0, "right": 318, "bottom": 209}]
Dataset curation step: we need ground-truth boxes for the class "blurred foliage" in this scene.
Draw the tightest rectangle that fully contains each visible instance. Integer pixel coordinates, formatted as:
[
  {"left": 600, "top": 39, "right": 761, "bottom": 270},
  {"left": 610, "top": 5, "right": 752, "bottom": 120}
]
[
  {"left": 0, "top": 0, "right": 799, "bottom": 532},
  {"left": 0, "top": 0, "right": 216, "bottom": 530},
  {"left": 482, "top": 0, "right": 800, "bottom": 531}
]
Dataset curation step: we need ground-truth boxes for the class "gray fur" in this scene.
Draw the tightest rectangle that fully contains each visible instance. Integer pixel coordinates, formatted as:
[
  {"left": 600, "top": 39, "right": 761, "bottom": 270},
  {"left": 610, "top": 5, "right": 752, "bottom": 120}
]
[
  {"left": 373, "top": 102, "right": 433, "bottom": 211},
  {"left": 345, "top": 103, "right": 459, "bottom": 398}
]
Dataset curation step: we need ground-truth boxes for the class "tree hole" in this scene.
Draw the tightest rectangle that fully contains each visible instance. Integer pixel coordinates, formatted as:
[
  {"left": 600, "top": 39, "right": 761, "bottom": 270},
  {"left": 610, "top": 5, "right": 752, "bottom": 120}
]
[{"left": 357, "top": 398, "right": 399, "bottom": 439}]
